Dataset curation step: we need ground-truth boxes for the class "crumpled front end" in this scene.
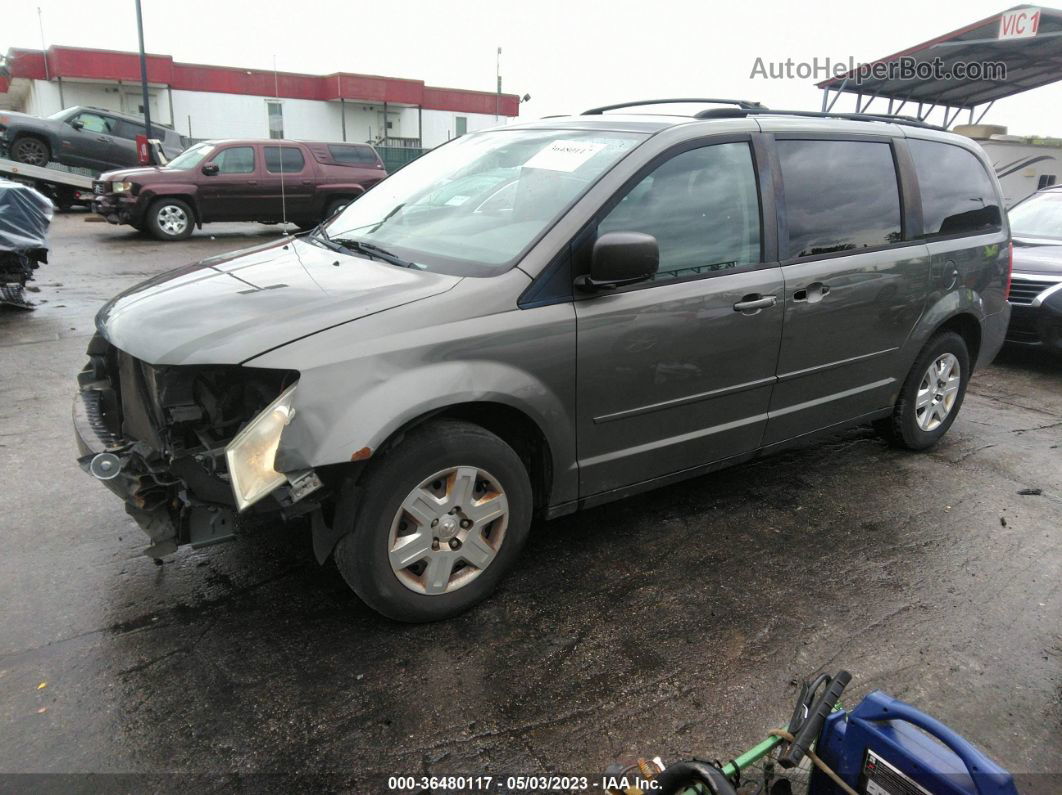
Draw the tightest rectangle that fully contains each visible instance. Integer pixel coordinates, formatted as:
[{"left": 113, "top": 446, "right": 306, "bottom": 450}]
[{"left": 74, "top": 333, "right": 321, "bottom": 557}]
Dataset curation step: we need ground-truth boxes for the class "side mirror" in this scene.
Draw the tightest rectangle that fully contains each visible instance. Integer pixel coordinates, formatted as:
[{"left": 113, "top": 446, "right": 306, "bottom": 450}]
[
  {"left": 201, "top": 163, "right": 219, "bottom": 176},
  {"left": 576, "top": 231, "right": 659, "bottom": 291},
  {"left": 70, "top": 120, "right": 84, "bottom": 131}
]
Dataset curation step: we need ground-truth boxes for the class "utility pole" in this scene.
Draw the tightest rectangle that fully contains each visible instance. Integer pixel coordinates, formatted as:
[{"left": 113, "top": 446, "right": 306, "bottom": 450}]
[
  {"left": 37, "top": 7, "right": 50, "bottom": 81},
  {"left": 134, "top": 0, "right": 153, "bottom": 150},
  {"left": 495, "top": 47, "right": 501, "bottom": 122}
]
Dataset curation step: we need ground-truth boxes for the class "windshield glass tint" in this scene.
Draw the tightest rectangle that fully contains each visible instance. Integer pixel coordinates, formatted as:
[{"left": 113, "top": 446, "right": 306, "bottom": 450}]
[
  {"left": 1009, "top": 191, "right": 1062, "bottom": 239},
  {"left": 166, "top": 142, "right": 215, "bottom": 170},
  {"left": 324, "top": 129, "right": 646, "bottom": 275}
]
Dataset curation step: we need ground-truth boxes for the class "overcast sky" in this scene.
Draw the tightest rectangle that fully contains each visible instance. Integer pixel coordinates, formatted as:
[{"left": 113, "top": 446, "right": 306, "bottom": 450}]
[{"left": 4, "top": 0, "right": 1060, "bottom": 136}]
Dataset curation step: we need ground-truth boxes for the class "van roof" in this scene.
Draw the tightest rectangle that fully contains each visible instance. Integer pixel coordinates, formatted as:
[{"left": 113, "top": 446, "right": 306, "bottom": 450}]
[{"left": 507, "top": 99, "right": 952, "bottom": 136}]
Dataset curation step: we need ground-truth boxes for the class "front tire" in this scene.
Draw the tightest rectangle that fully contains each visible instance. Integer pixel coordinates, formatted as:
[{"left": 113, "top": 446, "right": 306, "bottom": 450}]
[
  {"left": 147, "top": 198, "right": 194, "bottom": 241},
  {"left": 882, "top": 331, "right": 970, "bottom": 450},
  {"left": 11, "top": 136, "right": 51, "bottom": 166},
  {"left": 334, "top": 420, "right": 533, "bottom": 622}
]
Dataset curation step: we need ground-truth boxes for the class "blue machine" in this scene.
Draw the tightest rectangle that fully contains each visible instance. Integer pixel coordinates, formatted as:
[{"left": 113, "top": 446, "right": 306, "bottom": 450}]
[{"left": 811, "top": 690, "right": 1018, "bottom": 795}]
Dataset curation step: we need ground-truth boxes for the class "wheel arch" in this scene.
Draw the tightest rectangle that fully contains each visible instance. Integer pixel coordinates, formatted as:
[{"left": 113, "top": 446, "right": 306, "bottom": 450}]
[
  {"left": 904, "top": 286, "right": 987, "bottom": 377},
  {"left": 143, "top": 190, "right": 201, "bottom": 227},
  {"left": 10, "top": 130, "right": 51, "bottom": 159},
  {"left": 309, "top": 400, "right": 556, "bottom": 567},
  {"left": 935, "top": 312, "right": 982, "bottom": 368},
  {"left": 377, "top": 401, "right": 554, "bottom": 515}
]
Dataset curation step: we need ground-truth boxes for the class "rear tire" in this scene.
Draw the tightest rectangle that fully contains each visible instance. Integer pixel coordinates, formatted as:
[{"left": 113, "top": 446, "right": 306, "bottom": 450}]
[
  {"left": 146, "top": 198, "right": 194, "bottom": 241},
  {"left": 325, "top": 197, "right": 351, "bottom": 219},
  {"left": 881, "top": 331, "right": 970, "bottom": 450},
  {"left": 10, "top": 136, "right": 51, "bottom": 166},
  {"left": 334, "top": 420, "right": 533, "bottom": 622}
]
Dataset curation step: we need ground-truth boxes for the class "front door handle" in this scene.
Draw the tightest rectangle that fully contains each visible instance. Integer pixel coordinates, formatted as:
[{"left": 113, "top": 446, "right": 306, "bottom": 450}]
[
  {"left": 793, "top": 282, "right": 831, "bottom": 303},
  {"left": 733, "top": 294, "right": 778, "bottom": 313}
]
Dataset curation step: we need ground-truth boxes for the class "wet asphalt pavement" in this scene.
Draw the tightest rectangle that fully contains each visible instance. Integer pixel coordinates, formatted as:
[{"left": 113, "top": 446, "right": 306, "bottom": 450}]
[{"left": 1, "top": 212, "right": 1060, "bottom": 792}]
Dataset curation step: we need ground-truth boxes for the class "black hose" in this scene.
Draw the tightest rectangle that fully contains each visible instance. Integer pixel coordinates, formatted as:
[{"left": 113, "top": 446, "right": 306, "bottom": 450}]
[{"left": 652, "top": 760, "right": 738, "bottom": 795}]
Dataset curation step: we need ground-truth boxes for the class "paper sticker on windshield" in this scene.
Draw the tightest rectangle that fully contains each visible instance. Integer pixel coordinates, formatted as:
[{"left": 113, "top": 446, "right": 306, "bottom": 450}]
[{"left": 524, "top": 140, "right": 606, "bottom": 172}]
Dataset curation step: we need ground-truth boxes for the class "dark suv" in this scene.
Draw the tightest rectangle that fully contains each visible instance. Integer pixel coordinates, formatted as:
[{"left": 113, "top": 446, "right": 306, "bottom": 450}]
[
  {"left": 1005, "top": 186, "right": 1062, "bottom": 352},
  {"left": 0, "top": 106, "right": 187, "bottom": 172},
  {"left": 74, "top": 101, "right": 1011, "bottom": 622},
  {"left": 92, "top": 139, "right": 387, "bottom": 239}
]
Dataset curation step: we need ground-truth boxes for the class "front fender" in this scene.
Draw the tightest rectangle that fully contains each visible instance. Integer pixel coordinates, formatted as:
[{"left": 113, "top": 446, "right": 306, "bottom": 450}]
[
  {"left": 248, "top": 276, "right": 579, "bottom": 506},
  {"left": 139, "top": 185, "right": 202, "bottom": 219},
  {"left": 291, "top": 358, "right": 569, "bottom": 466}
]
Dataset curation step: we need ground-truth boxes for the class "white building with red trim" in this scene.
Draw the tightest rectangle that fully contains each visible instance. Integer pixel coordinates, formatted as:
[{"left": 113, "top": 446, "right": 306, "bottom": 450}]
[{"left": 0, "top": 46, "right": 520, "bottom": 148}]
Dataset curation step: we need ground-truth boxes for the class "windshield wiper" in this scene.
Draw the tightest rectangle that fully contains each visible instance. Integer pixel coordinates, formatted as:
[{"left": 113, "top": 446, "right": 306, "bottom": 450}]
[
  {"left": 307, "top": 225, "right": 346, "bottom": 252},
  {"left": 333, "top": 238, "right": 419, "bottom": 269}
]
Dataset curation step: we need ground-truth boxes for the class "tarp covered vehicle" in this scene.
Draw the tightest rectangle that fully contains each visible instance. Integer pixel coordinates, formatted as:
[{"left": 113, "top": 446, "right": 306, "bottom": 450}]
[{"left": 0, "top": 178, "right": 52, "bottom": 309}]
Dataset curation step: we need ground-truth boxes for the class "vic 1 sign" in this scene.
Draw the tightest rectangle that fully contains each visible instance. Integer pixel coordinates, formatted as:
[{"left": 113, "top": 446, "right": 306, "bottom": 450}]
[{"left": 999, "top": 7, "right": 1040, "bottom": 40}]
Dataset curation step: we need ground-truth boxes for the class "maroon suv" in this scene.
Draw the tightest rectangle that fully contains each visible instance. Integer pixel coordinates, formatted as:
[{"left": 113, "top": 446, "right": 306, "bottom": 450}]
[{"left": 92, "top": 139, "right": 387, "bottom": 240}]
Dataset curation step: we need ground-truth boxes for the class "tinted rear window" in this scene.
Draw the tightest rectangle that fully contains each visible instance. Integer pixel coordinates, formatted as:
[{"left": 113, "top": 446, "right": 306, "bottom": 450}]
[
  {"left": 264, "top": 146, "right": 306, "bottom": 173},
  {"left": 779, "top": 139, "right": 903, "bottom": 258},
  {"left": 328, "top": 144, "right": 378, "bottom": 165},
  {"left": 908, "top": 139, "right": 1002, "bottom": 238},
  {"left": 115, "top": 120, "right": 146, "bottom": 140}
]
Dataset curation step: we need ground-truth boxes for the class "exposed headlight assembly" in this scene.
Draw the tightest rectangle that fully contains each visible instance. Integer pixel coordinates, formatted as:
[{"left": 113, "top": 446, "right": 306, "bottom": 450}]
[
  {"left": 225, "top": 384, "right": 297, "bottom": 511},
  {"left": 111, "top": 181, "right": 135, "bottom": 193}
]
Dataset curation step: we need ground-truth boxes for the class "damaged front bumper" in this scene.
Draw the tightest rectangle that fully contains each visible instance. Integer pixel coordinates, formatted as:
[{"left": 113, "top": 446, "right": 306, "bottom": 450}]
[
  {"left": 92, "top": 192, "right": 145, "bottom": 227},
  {"left": 73, "top": 384, "right": 238, "bottom": 558},
  {"left": 74, "top": 336, "right": 322, "bottom": 558}
]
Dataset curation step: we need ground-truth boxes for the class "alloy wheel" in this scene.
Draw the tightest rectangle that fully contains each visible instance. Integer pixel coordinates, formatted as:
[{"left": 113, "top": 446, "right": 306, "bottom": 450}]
[
  {"left": 157, "top": 205, "right": 188, "bottom": 236},
  {"left": 14, "top": 139, "right": 48, "bottom": 166},
  {"left": 915, "top": 352, "right": 961, "bottom": 431},
  {"left": 388, "top": 465, "right": 509, "bottom": 595}
]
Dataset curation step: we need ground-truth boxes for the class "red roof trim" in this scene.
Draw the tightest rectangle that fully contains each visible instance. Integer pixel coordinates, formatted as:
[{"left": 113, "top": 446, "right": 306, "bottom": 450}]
[{"left": 3, "top": 45, "right": 519, "bottom": 116}]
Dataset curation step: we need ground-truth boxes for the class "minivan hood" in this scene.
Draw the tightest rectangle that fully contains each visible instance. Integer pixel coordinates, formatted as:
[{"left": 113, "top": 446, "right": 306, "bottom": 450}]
[
  {"left": 1012, "top": 239, "right": 1062, "bottom": 277},
  {"left": 97, "top": 237, "right": 461, "bottom": 365}
]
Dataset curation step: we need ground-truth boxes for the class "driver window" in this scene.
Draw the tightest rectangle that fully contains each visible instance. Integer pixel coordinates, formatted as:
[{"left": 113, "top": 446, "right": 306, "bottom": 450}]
[
  {"left": 72, "top": 113, "right": 115, "bottom": 135},
  {"left": 211, "top": 146, "right": 256, "bottom": 174},
  {"left": 598, "top": 142, "right": 762, "bottom": 281}
]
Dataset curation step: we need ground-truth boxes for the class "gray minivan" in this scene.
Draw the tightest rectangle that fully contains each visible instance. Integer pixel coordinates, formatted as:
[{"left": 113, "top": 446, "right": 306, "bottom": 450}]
[{"left": 75, "top": 101, "right": 1011, "bottom": 621}]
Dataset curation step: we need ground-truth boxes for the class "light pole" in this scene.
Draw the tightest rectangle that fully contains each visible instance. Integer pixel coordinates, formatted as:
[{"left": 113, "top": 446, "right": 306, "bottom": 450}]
[
  {"left": 495, "top": 47, "right": 501, "bottom": 122},
  {"left": 134, "top": 0, "right": 153, "bottom": 154}
]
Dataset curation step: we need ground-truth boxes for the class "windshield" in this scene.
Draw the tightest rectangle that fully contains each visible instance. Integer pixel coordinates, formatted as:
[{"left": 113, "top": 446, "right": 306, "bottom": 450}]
[
  {"left": 323, "top": 128, "right": 647, "bottom": 275},
  {"left": 165, "top": 142, "right": 215, "bottom": 171},
  {"left": 1010, "top": 190, "right": 1062, "bottom": 240}
]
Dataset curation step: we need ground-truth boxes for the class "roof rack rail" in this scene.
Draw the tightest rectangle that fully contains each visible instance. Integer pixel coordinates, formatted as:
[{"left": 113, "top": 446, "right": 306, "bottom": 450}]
[
  {"left": 582, "top": 98, "right": 766, "bottom": 115},
  {"left": 693, "top": 107, "right": 945, "bottom": 130}
]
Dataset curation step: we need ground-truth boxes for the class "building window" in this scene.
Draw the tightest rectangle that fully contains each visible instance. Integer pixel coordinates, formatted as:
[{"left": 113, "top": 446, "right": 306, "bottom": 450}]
[
  {"left": 455, "top": 116, "right": 468, "bottom": 136},
  {"left": 267, "top": 101, "right": 284, "bottom": 139}
]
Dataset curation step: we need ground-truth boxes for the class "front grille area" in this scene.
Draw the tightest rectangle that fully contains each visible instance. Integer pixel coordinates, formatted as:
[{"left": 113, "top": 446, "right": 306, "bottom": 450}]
[
  {"left": 79, "top": 388, "right": 123, "bottom": 448},
  {"left": 116, "top": 351, "right": 164, "bottom": 449},
  {"left": 1009, "top": 278, "right": 1058, "bottom": 305}
]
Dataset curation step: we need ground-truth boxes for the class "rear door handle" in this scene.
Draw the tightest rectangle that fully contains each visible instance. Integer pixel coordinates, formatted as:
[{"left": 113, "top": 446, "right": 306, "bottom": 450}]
[
  {"left": 793, "top": 282, "right": 831, "bottom": 303},
  {"left": 733, "top": 294, "right": 777, "bottom": 313},
  {"left": 96, "top": 136, "right": 109, "bottom": 142}
]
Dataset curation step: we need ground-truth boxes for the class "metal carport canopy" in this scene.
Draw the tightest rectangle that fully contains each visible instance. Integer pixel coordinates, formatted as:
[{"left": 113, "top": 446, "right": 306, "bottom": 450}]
[{"left": 816, "top": 5, "right": 1062, "bottom": 125}]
